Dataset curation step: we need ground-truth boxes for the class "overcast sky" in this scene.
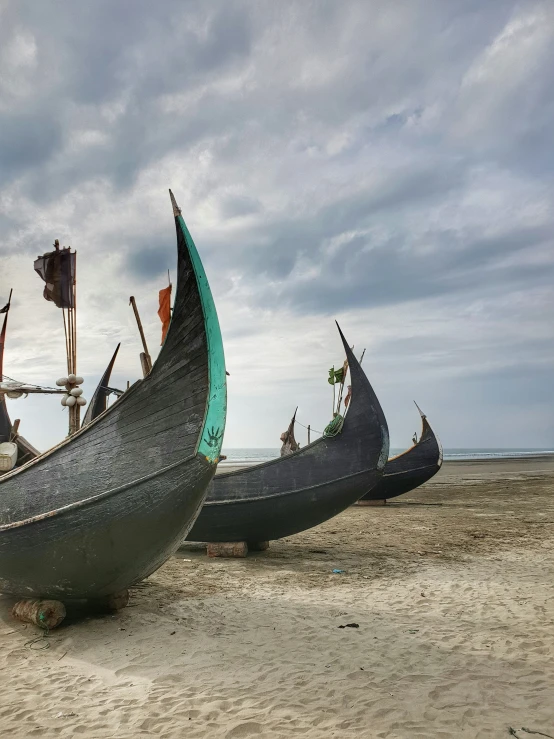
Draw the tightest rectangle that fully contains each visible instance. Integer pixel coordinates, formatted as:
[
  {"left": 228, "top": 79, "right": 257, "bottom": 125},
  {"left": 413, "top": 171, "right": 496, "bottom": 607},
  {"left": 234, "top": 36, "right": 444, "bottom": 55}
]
[{"left": 0, "top": 0, "right": 553, "bottom": 452}]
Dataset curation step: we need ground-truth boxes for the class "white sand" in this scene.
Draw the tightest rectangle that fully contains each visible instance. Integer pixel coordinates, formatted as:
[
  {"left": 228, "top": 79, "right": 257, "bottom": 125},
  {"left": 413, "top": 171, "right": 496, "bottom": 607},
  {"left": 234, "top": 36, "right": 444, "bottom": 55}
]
[{"left": 1, "top": 467, "right": 553, "bottom": 738}]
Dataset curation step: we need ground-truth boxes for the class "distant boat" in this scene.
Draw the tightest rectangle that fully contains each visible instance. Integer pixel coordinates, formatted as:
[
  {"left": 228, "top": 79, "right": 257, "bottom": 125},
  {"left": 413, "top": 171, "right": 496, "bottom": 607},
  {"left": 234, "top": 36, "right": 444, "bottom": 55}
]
[
  {"left": 358, "top": 404, "right": 442, "bottom": 502},
  {"left": 0, "top": 190, "right": 226, "bottom": 600},
  {"left": 81, "top": 343, "right": 121, "bottom": 427},
  {"left": 185, "top": 325, "right": 389, "bottom": 545}
]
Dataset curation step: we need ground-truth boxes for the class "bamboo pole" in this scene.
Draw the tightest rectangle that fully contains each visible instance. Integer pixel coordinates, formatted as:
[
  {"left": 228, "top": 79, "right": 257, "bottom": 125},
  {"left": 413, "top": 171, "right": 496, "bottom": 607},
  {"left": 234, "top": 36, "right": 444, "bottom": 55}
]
[
  {"left": 332, "top": 367, "right": 335, "bottom": 416},
  {"left": 62, "top": 309, "right": 70, "bottom": 374},
  {"left": 307, "top": 424, "right": 310, "bottom": 444},
  {"left": 73, "top": 251, "right": 80, "bottom": 430},
  {"left": 129, "top": 296, "right": 152, "bottom": 376},
  {"left": 67, "top": 249, "right": 80, "bottom": 436}
]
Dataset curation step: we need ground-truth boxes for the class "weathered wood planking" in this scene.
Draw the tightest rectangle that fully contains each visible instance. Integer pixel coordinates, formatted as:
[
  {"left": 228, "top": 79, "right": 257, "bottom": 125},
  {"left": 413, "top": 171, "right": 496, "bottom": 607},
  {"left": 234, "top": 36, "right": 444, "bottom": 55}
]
[
  {"left": 359, "top": 411, "right": 442, "bottom": 502},
  {"left": 0, "top": 194, "right": 226, "bottom": 600},
  {"left": 186, "top": 326, "right": 390, "bottom": 544}
]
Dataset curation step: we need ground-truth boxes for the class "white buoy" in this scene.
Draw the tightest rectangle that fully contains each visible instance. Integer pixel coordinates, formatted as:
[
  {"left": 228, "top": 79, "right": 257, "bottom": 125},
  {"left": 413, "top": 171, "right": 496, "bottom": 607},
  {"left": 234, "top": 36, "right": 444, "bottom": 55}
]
[
  {"left": 56, "top": 377, "right": 68, "bottom": 387},
  {"left": 61, "top": 394, "right": 69, "bottom": 406},
  {"left": 6, "top": 391, "right": 23, "bottom": 399},
  {"left": 65, "top": 395, "right": 77, "bottom": 407},
  {"left": 67, "top": 374, "right": 77, "bottom": 384},
  {"left": 74, "top": 376, "right": 84, "bottom": 385},
  {"left": 76, "top": 396, "right": 87, "bottom": 406},
  {"left": 70, "top": 387, "right": 83, "bottom": 397}
]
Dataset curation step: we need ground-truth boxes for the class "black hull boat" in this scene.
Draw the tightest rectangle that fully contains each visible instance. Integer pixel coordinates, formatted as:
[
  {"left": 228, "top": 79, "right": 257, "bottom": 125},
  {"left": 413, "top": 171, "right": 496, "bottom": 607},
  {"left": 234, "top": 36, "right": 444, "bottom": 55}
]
[
  {"left": 359, "top": 405, "right": 442, "bottom": 502},
  {"left": 186, "top": 327, "right": 389, "bottom": 544},
  {"left": 0, "top": 191, "right": 226, "bottom": 600}
]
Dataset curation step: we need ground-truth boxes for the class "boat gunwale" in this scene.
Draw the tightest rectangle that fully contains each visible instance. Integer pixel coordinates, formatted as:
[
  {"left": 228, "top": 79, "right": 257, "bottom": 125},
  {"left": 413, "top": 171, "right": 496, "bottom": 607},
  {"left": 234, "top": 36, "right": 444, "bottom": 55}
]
[
  {"left": 201, "top": 463, "right": 381, "bottom": 507},
  {"left": 381, "top": 462, "right": 441, "bottom": 479},
  {"left": 386, "top": 415, "right": 441, "bottom": 466},
  {"left": 0, "top": 450, "right": 198, "bottom": 532},
  {"left": 216, "top": 433, "right": 330, "bottom": 479}
]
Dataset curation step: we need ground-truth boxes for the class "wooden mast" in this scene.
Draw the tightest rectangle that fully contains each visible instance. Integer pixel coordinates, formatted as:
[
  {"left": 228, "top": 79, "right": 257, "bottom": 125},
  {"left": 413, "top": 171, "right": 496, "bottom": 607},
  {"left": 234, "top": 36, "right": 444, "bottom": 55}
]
[
  {"left": 68, "top": 248, "right": 79, "bottom": 434},
  {"left": 58, "top": 241, "right": 79, "bottom": 436},
  {"left": 129, "top": 296, "right": 153, "bottom": 377}
]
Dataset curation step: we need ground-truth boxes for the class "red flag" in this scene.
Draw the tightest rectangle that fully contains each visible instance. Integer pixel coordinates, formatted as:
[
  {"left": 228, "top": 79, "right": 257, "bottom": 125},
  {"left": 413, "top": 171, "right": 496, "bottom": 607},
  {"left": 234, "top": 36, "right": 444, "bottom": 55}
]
[
  {"left": 158, "top": 284, "right": 172, "bottom": 345},
  {"left": 344, "top": 385, "right": 352, "bottom": 409}
]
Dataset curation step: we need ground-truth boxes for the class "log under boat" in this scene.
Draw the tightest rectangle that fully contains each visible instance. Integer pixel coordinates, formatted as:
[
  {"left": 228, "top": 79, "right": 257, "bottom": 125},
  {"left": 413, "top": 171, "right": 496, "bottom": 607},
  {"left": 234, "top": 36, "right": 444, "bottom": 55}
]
[
  {"left": 359, "top": 404, "right": 442, "bottom": 502},
  {"left": 186, "top": 327, "right": 389, "bottom": 544},
  {"left": 0, "top": 191, "right": 226, "bottom": 600}
]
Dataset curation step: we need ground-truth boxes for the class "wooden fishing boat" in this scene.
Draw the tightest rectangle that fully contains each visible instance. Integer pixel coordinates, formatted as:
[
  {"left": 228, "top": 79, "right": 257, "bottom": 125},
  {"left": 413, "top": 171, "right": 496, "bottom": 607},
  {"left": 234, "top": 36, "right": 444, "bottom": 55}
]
[
  {"left": 186, "top": 326, "right": 389, "bottom": 544},
  {"left": 358, "top": 404, "right": 442, "bottom": 502},
  {"left": 0, "top": 191, "right": 226, "bottom": 600}
]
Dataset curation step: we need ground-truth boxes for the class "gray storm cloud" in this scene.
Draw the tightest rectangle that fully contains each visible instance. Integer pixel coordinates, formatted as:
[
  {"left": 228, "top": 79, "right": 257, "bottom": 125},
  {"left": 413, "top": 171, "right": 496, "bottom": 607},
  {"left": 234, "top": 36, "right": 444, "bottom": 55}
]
[{"left": 0, "top": 0, "right": 552, "bottom": 451}]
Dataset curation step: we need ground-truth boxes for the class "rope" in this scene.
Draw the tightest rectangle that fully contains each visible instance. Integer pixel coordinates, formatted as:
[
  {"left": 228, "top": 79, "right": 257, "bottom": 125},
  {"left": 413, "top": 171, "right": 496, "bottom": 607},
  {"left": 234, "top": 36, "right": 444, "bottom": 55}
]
[
  {"left": 1, "top": 374, "right": 60, "bottom": 393},
  {"left": 323, "top": 414, "right": 344, "bottom": 437},
  {"left": 295, "top": 420, "right": 323, "bottom": 436}
]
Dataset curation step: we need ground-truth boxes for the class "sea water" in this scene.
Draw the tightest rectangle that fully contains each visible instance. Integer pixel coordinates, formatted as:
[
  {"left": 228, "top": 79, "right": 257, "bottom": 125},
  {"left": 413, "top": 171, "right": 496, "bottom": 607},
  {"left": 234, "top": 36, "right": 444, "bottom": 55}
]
[{"left": 218, "top": 447, "right": 554, "bottom": 466}]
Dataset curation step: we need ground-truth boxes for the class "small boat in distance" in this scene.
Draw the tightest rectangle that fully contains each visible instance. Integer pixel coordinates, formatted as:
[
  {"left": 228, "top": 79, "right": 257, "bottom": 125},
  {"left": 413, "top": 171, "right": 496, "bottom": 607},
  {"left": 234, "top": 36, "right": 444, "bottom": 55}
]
[
  {"left": 358, "top": 403, "right": 442, "bottom": 502},
  {"left": 81, "top": 344, "right": 121, "bottom": 427},
  {"left": 185, "top": 325, "right": 389, "bottom": 545},
  {"left": 0, "top": 190, "right": 226, "bottom": 601}
]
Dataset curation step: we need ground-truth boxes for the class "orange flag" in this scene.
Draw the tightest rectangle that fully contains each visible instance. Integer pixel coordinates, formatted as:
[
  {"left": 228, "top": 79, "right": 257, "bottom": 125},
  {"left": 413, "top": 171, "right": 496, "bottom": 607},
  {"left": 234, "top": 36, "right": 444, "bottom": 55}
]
[{"left": 158, "top": 284, "right": 172, "bottom": 345}]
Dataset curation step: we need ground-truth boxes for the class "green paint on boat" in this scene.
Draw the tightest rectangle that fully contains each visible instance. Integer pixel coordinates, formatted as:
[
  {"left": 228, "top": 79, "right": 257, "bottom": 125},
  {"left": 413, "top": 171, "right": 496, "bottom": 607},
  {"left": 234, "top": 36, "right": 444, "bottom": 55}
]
[{"left": 175, "top": 206, "right": 227, "bottom": 464}]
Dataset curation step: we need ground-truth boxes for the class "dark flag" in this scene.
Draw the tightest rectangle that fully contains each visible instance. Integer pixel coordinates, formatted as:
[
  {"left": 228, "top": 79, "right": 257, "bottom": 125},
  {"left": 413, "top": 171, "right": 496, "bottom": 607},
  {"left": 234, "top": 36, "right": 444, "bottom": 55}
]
[
  {"left": 0, "top": 303, "right": 9, "bottom": 314},
  {"left": 34, "top": 244, "right": 76, "bottom": 309}
]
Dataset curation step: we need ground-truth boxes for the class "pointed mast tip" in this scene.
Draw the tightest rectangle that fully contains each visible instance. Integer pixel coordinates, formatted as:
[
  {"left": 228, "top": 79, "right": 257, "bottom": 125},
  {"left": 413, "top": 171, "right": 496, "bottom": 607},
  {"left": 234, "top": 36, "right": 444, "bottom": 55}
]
[
  {"left": 414, "top": 401, "right": 426, "bottom": 419},
  {"left": 169, "top": 189, "right": 182, "bottom": 217}
]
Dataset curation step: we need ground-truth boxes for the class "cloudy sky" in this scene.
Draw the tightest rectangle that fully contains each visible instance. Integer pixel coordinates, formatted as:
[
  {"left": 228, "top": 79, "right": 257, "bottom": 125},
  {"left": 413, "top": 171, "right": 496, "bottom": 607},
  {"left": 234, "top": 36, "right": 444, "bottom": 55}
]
[{"left": 0, "top": 0, "right": 553, "bottom": 452}]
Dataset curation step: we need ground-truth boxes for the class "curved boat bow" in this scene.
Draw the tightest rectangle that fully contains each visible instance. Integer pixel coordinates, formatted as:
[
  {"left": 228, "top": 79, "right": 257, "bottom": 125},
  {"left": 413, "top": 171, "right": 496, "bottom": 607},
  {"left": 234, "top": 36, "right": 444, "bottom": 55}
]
[
  {"left": 186, "top": 325, "right": 389, "bottom": 544},
  {"left": 0, "top": 191, "right": 226, "bottom": 600},
  {"left": 359, "top": 402, "right": 442, "bottom": 501}
]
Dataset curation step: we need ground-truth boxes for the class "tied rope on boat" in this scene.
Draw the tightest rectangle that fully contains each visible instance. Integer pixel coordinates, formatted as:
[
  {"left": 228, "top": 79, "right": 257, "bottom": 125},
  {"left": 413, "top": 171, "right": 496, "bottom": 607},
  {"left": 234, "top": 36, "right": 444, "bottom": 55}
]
[{"left": 323, "top": 414, "right": 344, "bottom": 438}]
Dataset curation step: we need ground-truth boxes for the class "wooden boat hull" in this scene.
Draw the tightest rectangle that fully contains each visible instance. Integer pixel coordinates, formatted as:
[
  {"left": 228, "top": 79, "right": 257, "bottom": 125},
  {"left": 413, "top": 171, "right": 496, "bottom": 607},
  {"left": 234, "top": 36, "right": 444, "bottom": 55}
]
[
  {"left": 0, "top": 192, "right": 226, "bottom": 599},
  {"left": 0, "top": 456, "right": 212, "bottom": 599},
  {"left": 359, "top": 412, "right": 442, "bottom": 501},
  {"left": 186, "top": 329, "right": 389, "bottom": 544}
]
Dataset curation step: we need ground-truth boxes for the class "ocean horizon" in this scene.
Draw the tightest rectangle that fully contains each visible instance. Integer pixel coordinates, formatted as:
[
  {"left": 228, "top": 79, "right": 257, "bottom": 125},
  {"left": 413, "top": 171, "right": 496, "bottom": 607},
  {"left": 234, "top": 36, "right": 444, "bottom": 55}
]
[{"left": 218, "top": 447, "right": 554, "bottom": 466}]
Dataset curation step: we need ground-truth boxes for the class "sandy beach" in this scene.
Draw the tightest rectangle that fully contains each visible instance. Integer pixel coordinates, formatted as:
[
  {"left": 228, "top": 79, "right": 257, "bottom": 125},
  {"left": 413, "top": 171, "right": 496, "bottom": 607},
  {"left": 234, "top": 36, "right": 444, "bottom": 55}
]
[{"left": 1, "top": 456, "right": 553, "bottom": 738}]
